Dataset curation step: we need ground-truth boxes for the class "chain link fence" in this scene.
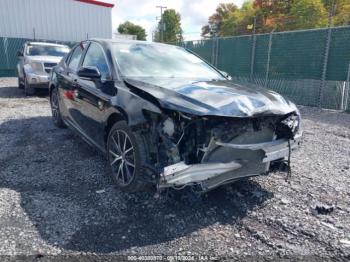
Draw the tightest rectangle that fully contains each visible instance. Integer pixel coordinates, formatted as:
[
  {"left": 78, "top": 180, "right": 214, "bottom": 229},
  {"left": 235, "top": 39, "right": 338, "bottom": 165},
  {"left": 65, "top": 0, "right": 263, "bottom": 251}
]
[
  {"left": 0, "top": 37, "right": 76, "bottom": 77},
  {"left": 177, "top": 25, "right": 350, "bottom": 111},
  {"left": 1, "top": 27, "right": 350, "bottom": 110}
]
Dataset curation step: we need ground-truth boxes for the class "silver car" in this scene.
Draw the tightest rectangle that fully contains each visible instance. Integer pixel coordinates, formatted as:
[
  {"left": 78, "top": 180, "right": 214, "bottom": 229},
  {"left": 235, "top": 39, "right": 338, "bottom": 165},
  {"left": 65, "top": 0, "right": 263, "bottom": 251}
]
[{"left": 17, "top": 42, "right": 70, "bottom": 95}]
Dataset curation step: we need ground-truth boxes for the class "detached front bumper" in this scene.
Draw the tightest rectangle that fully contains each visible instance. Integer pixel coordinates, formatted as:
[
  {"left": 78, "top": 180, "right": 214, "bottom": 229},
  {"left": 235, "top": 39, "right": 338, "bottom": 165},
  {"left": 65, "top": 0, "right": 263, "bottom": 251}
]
[
  {"left": 159, "top": 131, "right": 302, "bottom": 191},
  {"left": 215, "top": 131, "right": 302, "bottom": 163}
]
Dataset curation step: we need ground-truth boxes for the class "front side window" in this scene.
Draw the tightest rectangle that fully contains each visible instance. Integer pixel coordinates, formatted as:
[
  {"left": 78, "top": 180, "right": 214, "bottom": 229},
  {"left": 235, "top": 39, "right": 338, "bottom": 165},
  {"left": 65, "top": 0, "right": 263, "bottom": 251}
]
[
  {"left": 82, "top": 42, "right": 110, "bottom": 79},
  {"left": 68, "top": 44, "right": 85, "bottom": 72},
  {"left": 112, "top": 43, "right": 225, "bottom": 81},
  {"left": 26, "top": 44, "right": 69, "bottom": 57}
]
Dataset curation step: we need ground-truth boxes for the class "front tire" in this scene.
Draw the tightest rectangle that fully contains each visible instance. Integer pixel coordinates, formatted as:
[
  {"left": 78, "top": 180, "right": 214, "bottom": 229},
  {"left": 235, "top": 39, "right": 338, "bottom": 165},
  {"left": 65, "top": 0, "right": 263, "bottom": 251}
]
[
  {"left": 107, "top": 121, "right": 148, "bottom": 192},
  {"left": 24, "top": 78, "right": 35, "bottom": 96},
  {"left": 18, "top": 77, "right": 24, "bottom": 89},
  {"left": 50, "top": 87, "right": 66, "bottom": 128}
]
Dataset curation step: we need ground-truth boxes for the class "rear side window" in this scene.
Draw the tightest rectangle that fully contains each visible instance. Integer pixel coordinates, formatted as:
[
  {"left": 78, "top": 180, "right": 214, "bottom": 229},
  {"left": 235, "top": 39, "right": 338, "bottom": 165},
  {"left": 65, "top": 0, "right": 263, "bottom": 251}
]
[
  {"left": 68, "top": 43, "right": 86, "bottom": 72},
  {"left": 82, "top": 42, "right": 110, "bottom": 79}
]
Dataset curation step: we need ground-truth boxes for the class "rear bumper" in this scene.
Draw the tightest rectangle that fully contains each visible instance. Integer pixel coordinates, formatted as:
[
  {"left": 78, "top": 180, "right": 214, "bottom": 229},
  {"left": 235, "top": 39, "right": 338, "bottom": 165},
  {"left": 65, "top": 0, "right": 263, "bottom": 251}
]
[{"left": 159, "top": 131, "right": 302, "bottom": 191}]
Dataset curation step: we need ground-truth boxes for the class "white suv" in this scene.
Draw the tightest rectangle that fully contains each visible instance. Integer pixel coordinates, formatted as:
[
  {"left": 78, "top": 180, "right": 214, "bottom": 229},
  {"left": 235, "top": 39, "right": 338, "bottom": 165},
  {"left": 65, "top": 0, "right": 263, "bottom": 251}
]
[{"left": 17, "top": 42, "right": 70, "bottom": 95}]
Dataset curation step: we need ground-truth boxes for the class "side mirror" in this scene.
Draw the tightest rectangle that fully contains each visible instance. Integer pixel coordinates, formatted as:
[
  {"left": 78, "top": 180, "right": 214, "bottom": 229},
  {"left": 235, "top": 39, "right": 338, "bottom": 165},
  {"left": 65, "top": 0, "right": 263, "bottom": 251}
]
[
  {"left": 77, "top": 66, "right": 101, "bottom": 79},
  {"left": 219, "top": 70, "right": 232, "bottom": 80},
  {"left": 17, "top": 50, "right": 23, "bottom": 57}
]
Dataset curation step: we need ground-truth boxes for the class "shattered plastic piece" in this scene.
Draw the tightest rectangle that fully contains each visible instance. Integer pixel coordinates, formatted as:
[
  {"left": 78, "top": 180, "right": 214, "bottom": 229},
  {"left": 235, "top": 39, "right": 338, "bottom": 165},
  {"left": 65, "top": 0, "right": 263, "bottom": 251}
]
[
  {"left": 321, "top": 222, "right": 337, "bottom": 230},
  {"left": 339, "top": 239, "right": 350, "bottom": 246},
  {"left": 313, "top": 204, "right": 335, "bottom": 215}
]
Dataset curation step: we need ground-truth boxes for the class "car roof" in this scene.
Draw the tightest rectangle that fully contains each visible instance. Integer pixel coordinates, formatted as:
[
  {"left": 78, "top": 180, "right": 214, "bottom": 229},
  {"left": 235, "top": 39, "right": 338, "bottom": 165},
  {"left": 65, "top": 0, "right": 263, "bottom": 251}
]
[
  {"left": 89, "top": 38, "right": 175, "bottom": 47},
  {"left": 26, "top": 41, "right": 69, "bottom": 47}
]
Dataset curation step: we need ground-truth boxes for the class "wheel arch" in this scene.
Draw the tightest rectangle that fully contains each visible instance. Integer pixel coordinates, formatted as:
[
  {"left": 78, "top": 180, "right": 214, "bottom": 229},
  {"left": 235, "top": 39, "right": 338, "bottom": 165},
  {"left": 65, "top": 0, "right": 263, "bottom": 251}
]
[
  {"left": 49, "top": 83, "right": 56, "bottom": 97},
  {"left": 104, "top": 111, "right": 128, "bottom": 145}
]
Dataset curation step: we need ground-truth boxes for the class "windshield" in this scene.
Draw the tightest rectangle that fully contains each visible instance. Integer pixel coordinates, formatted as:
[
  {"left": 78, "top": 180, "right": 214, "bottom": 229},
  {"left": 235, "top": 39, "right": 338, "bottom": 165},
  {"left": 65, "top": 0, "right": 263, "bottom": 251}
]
[
  {"left": 112, "top": 43, "right": 225, "bottom": 80},
  {"left": 26, "top": 44, "right": 70, "bottom": 57}
]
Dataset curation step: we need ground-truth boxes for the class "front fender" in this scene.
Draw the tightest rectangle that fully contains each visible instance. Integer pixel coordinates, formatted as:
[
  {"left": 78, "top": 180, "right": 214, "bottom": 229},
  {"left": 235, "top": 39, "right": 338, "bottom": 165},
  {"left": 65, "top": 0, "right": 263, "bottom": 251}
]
[
  {"left": 17, "top": 64, "right": 22, "bottom": 78},
  {"left": 110, "top": 84, "right": 162, "bottom": 127},
  {"left": 48, "top": 71, "right": 58, "bottom": 97}
]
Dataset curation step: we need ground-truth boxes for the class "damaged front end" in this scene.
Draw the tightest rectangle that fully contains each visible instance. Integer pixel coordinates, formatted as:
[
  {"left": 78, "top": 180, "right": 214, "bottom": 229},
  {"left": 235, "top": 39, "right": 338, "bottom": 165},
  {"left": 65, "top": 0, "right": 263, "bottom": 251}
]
[{"left": 142, "top": 109, "right": 302, "bottom": 192}]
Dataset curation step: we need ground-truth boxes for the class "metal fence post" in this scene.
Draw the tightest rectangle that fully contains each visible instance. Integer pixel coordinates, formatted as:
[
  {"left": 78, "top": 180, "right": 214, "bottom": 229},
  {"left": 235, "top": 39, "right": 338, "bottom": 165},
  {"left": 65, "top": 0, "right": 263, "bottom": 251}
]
[
  {"left": 211, "top": 38, "right": 215, "bottom": 65},
  {"left": 210, "top": 36, "right": 219, "bottom": 67},
  {"left": 3, "top": 38, "right": 9, "bottom": 71},
  {"left": 250, "top": 35, "right": 256, "bottom": 81},
  {"left": 344, "top": 62, "right": 350, "bottom": 111},
  {"left": 319, "top": 1, "right": 335, "bottom": 108},
  {"left": 215, "top": 37, "right": 219, "bottom": 67},
  {"left": 319, "top": 27, "right": 332, "bottom": 108},
  {"left": 265, "top": 29, "right": 275, "bottom": 87},
  {"left": 250, "top": 17, "right": 257, "bottom": 81}
]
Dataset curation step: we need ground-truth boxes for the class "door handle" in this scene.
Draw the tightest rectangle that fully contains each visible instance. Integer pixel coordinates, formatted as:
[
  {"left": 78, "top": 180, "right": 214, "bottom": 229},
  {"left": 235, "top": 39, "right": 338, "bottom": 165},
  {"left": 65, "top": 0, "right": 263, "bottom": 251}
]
[
  {"left": 74, "top": 89, "right": 81, "bottom": 99},
  {"left": 71, "top": 79, "right": 81, "bottom": 99},
  {"left": 72, "top": 78, "right": 78, "bottom": 89},
  {"left": 97, "top": 100, "right": 104, "bottom": 110}
]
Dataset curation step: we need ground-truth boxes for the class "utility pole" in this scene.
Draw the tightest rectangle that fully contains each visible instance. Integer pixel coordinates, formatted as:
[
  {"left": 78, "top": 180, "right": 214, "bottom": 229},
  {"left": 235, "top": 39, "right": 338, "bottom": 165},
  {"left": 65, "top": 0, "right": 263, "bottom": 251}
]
[{"left": 156, "top": 6, "right": 167, "bottom": 42}]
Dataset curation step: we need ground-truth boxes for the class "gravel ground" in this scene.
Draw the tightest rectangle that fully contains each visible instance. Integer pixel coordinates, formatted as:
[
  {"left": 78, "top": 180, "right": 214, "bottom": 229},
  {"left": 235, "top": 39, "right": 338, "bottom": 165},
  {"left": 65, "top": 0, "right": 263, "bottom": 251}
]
[{"left": 0, "top": 77, "right": 349, "bottom": 261}]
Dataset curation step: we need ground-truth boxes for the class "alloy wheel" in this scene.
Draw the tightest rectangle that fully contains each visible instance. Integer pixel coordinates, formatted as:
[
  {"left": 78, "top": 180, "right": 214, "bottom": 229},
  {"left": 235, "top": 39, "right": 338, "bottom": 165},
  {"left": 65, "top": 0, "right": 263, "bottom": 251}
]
[{"left": 108, "top": 130, "right": 136, "bottom": 186}]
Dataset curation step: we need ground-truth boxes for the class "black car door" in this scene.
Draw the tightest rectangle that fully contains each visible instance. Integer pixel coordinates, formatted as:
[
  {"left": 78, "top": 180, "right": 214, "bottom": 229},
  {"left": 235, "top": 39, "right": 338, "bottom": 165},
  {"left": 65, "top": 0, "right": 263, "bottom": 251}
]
[
  {"left": 71, "top": 42, "right": 115, "bottom": 151},
  {"left": 58, "top": 43, "right": 87, "bottom": 128}
]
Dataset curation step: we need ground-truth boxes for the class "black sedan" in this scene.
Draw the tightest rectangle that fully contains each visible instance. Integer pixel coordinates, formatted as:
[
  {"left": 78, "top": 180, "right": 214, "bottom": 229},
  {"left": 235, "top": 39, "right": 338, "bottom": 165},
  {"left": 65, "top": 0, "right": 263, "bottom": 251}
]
[{"left": 49, "top": 39, "right": 302, "bottom": 192}]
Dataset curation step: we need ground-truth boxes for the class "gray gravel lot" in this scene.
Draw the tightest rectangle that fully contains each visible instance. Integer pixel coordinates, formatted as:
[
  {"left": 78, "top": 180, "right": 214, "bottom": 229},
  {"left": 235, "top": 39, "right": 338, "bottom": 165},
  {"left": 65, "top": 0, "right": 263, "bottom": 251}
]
[{"left": 0, "top": 77, "right": 349, "bottom": 260}]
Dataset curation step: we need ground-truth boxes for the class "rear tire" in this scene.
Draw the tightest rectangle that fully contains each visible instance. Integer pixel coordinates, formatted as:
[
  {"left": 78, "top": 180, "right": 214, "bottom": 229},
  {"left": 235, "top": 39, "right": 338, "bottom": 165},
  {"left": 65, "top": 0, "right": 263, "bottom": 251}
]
[
  {"left": 107, "top": 121, "right": 149, "bottom": 192},
  {"left": 50, "top": 87, "right": 66, "bottom": 128}
]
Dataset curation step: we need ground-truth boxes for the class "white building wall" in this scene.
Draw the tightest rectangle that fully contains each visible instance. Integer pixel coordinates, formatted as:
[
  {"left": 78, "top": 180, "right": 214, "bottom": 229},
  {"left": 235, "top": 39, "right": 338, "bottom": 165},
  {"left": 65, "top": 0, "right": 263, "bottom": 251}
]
[{"left": 0, "top": 0, "right": 112, "bottom": 41}]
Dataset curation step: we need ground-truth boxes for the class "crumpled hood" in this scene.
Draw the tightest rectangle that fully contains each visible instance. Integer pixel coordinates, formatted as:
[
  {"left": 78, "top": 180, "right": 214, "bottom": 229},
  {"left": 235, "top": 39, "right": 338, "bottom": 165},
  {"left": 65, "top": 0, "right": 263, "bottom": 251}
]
[
  {"left": 26, "top": 56, "right": 62, "bottom": 64},
  {"left": 125, "top": 77, "right": 298, "bottom": 117}
]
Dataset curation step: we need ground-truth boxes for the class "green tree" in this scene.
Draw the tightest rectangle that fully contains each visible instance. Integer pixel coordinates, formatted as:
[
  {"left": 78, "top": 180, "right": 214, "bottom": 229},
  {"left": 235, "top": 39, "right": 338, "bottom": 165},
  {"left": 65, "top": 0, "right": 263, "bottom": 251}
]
[
  {"left": 221, "top": 1, "right": 257, "bottom": 36},
  {"left": 287, "top": 0, "right": 328, "bottom": 30},
  {"left": 201, "top": 3, "right": 238, "bottom": 38},
  {"left": 253, "top": 0, "right": 294, "bottom": 32},
  {"left": 219, "top": 9, "right": 242, "bottom": 36},
  {"left": 334, "top": 2, "right": 350, "bottom": 25},
  {"left": 118, "top": 21, "right": 147, "bottom": 41},
  {"left": 203, "top": 0, "right": 333, "bottom": 38},
  {"left": 254, "top": 0, "right": 293, "bottom": 19},
  {"left": 328, "top": 0, "right": 350, "bottom": 26},
  {"left": 154, "top": 9, "right": 183, "bottom": 42}
]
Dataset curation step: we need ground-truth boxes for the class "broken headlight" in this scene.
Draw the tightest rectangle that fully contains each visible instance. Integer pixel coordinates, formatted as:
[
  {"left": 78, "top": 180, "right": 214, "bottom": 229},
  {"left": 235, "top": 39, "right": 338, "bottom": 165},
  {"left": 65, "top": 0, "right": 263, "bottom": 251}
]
[{"left": 276, "top": 112, "right": 301, "bottom": 139}]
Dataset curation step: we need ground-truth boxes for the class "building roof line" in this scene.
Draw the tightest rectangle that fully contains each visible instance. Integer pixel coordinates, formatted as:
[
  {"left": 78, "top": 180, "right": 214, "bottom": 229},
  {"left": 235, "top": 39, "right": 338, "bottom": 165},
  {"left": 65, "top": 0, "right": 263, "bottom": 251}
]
[{"left": 75, "top": 0, "right": 114, "bottom": 8}]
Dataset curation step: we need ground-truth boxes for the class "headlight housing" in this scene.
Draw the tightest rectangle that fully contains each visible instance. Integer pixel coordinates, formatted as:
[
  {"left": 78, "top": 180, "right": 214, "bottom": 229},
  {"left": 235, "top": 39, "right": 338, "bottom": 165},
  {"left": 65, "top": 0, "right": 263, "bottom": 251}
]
[
  {"left": 275, "top": 110, "right": 301, "bottom": 140},
  {"left": 29, "top": 61, "right": 44, "bottom": 74}
]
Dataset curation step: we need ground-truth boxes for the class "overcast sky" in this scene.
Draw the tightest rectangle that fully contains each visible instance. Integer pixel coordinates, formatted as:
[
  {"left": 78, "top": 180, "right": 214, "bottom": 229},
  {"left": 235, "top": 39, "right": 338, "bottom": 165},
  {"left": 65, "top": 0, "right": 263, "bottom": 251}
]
[{"left": 109, "top": 0, "right": 245, "bottom": 41}]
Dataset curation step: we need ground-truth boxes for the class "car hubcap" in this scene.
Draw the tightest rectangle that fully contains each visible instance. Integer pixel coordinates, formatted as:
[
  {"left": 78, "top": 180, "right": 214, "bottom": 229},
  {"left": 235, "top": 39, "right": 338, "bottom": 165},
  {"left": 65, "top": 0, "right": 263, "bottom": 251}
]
[
  {"left": 51, "top": 90, "right": 59, "bottom": 121},
  {"left": 109, "top": 130, "right": 135, "bottom": 186}
]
